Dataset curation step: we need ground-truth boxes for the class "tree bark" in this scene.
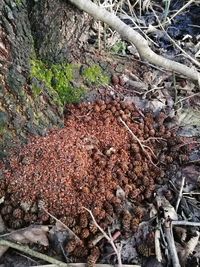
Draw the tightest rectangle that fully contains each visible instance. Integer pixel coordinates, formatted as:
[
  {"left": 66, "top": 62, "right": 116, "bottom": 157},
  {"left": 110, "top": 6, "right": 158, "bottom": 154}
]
[{"left": 0, "top": 0, "right": 90, "bottom": 157}]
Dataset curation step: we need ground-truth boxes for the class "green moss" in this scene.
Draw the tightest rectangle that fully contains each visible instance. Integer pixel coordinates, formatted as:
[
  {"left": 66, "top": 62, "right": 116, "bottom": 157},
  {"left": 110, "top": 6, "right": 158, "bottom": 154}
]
[
  {"left": 15, "top": 0, "right": 23, "bottom": 6},
  {"left": 30, "top": 59, "right": 86, "bottom": 105},
  {"left": 0, "top": 126, "right": 5, "bottom": 135},
  {"left": 82, "top": 65, "right": 109, "bottom": 85}
]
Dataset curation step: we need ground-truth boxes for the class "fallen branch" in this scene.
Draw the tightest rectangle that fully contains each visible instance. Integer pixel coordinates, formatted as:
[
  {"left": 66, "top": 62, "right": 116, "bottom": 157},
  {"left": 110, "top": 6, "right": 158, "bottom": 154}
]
[
  {"left": 164, "top": 220, "right": 181, "bottom": 267},
  {"left": 83, "top": 207, "right": 122, "bottom": 267},
  {"left": 0, "top": 239, "right": 68, "bottom": 267},
  {"left": 69, "top": 0, "right": 200, "bottom": 82}
]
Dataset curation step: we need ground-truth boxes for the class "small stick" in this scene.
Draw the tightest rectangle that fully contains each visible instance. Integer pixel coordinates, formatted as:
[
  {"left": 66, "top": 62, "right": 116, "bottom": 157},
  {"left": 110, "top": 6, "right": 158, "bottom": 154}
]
[
  {"left": 155, "top": 225, "right": 162, "bottom": 262},
  {"left": 174, "top": 141, "right": 200, "bottom": 149},
  {"left": 89, "top": 233, "right": 104, "bottom": 247},
  {"left": 183, "top": 192, "right": 200, "bottom": 195},
  {"left": 175, "top": 92, "right": 200, "bottom": 105},
  {"left": 98, "top": 20, "right": 101, "bottom": 52},
  {"left": 40, "top": 204, "right": 80, "bottom": 242},
  {"left": 172, "top": 221, "right": 200, "bottom": 227},
  {"left": 169, "top": 0, "right": 195, "bottom": 24},
  {"left": 164, "top": 220, "right": 181, "bottom": 267},
  {"left": 120, "top": 118, "right": 157, "bottom": 166},
  {"left": 143, "top": 137, "right": 167, "bottom": 143},
  {"left": 83, "top": 207, "right": 122, "bottom": 267},
  {"left": 0, "top": 239, "right": 69, "bottom": 267},
  {"left": 175, "top": 176, "right": 185, "bottom": 212}
]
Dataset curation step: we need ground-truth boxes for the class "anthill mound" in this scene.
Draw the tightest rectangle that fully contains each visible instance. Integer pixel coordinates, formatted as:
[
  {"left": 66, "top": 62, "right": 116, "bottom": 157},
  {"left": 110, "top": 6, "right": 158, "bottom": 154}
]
[{"left": 1, "top": 99, "right": 186, "bottom": 259}]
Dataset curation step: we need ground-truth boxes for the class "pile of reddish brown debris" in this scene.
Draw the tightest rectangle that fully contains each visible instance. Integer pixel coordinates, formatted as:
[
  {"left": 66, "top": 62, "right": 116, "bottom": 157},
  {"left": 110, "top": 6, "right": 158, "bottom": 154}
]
[{"left": 0, "top": 99, "right": 186, "bottom": 261}]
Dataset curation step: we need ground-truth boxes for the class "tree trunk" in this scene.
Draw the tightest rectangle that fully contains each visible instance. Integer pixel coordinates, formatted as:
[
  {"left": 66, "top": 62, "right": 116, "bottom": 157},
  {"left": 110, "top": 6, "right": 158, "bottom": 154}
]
[{"left": 0, "top": 0, "right": 91, "bottom": 157}]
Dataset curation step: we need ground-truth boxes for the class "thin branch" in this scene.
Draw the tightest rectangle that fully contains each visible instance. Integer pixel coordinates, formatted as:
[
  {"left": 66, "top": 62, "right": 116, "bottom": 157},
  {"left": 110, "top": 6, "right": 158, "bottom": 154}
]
[
  {"left": 183, "top": 192, "right": 200, "bottom": 195},
  {"left": 164, "top": 220, "right": 181, "bottom": 267},
  {"left": 0, "top": 239, "right": 69, "bottom": 267},
  {"left": 175, "top": 92, "right": 200, "bottom": 105},
  {"left": 83, "top": 207, "right": 122, "bottom": 267},
  {"left": 119, "top": 118, "right": 157, "bottom": 166},
  {"left": 172, "top": 221, "right": 200, "bottom": 227},
  {"left": 89, "top": 233, "right": 104, "bottom": 247},
  {"left": 155, "top": 225, "right": 162, "bottom": 262},
  {"left": 175, "top": 176, "right": 185, "bottom": 212},
  {"left": 40, "top": 205, "right": 80, "bottom": 242},
  {"left": 169, "top": 0, "right": 196, "bottom": 24},
  {"left": 143, "top": 137, "right": 167, "bottom": 143},
  {"left": 32, "top": 264, "right": 142, "bottom": 267}
]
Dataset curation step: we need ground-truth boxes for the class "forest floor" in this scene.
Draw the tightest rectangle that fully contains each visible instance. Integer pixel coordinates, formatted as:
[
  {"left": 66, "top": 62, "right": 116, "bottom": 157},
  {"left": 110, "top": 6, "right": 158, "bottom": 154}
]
[{"left": 0, "top": 0, "right": 200, "bottom": 267}]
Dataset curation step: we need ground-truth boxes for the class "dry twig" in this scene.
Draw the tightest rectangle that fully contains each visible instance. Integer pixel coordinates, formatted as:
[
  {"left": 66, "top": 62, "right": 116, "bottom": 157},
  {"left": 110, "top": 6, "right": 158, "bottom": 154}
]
[
  {"left": 155, "top": 224, "right": 162, "bottom": 262},
  {"left": 175, "top": 176, "right": 185, "bottom": 212},
  {"left": 83, "top": 207, "right": 122, "bottom": 267},
  {"left": 119, "top": 118, "right": 157, "bottom": 166},
  {"left": 39, "top": 202, "right": 80, "bottom": 242},
  {"left": 164, "top": 220, "right": 181, "bottom": 267},
  {"left": 172, "top": 221, "right": 200, "bottom": 227},
  {"left": 169, "top": 0, "right": 196, "bottom": 25},
  {"left": 0, "top": 239, "right": 68, "bottom": 267}
]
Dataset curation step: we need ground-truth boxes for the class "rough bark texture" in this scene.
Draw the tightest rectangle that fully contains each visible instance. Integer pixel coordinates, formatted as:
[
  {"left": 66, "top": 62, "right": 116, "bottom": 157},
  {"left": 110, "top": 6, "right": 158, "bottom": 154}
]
[
  {"left": 29, "top": 0, "right": 91, "bottom": 63},
  {"left": 0, "top": 0, "right": 92, "bottom": 157},
  {"left": 0, "top": 0, "right": 145, "bottom": 158}
]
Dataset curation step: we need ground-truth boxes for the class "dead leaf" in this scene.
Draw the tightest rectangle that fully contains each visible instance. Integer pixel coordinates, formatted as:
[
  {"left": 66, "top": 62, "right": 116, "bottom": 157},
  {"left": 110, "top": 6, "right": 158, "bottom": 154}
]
[
  {"left": 8, "top": 225, "right": 49, "bottom": 246},
  {"left": 0, "top": 197, "right": 4, "bottom": 206},
  {"left": 178, "top": 109, "right": 200, "bottom": 127},
  {"left": 156, "top": 196, "right": 178, "bottom": 220},
  {"left": 185, "top": 231, "right": 200, "bottom": 256},
  {"left": 177, "top": 108, "right": 200, "bottom": 137},
  {"left": 149, "top": 204, "right": 158, "bottom": 218}
]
